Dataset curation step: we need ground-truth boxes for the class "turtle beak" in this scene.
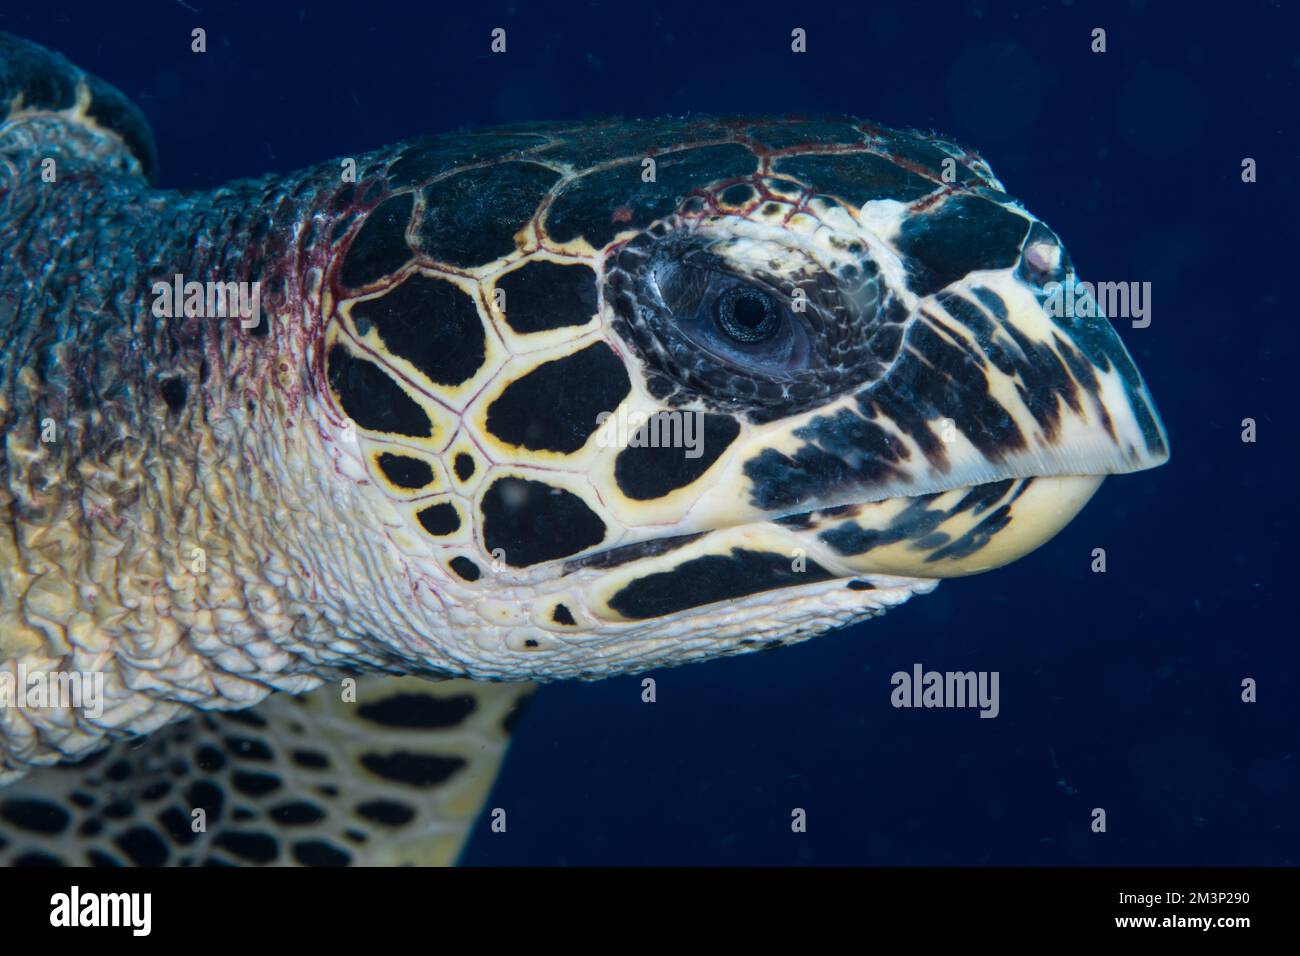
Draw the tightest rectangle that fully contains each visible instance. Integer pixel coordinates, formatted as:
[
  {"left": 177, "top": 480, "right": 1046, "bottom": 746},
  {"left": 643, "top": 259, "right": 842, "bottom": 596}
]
[
  {"left": 667, "top": 261, "right": 1168, "bottom": 579},
  {"left": 725, "top": 267, "right": 1168, "bottom": 516}
]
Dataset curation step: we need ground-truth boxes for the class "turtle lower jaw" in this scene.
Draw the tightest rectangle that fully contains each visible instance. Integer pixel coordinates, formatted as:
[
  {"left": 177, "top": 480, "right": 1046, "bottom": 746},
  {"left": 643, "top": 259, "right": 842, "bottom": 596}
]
[
  {"left": 776, "top": 474, "right": 1105, "bottom": 579},
  {"left": 581, "top": 475, "right": 1102, "bottom": 626}
]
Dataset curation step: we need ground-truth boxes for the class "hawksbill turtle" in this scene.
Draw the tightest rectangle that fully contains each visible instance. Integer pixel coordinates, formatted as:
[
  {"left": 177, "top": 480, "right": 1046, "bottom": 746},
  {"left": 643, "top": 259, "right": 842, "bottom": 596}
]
[{"left": 0, "top": 33, "right": 1167, "bottom": 866}]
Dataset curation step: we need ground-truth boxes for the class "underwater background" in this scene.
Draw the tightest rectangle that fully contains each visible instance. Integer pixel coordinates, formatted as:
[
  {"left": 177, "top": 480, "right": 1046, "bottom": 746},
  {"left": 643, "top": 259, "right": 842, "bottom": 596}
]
[{"left": 4, "top": 0, "right": 1295, "bottom": 865}]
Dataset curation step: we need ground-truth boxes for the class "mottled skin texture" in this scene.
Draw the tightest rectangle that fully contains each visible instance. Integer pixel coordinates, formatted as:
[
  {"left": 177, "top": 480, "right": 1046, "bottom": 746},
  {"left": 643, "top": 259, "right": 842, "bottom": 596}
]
[
  {"left": 0, "top": 34, "right": 1168, "bottom": 795},
  {"left": 1, "top": 128, "right": 374, "bottom": 775},
  {"left": 0, "top": 38, "right": 446, "bottom": 777},
  {"left": 0, "top": 675, "right": 533, "bottom": 866}
]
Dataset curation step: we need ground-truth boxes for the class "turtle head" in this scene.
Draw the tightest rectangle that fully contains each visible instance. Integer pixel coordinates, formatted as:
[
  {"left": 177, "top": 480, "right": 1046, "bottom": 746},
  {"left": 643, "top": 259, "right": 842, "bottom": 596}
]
[{"left": 317, "top": 118, "right": 1168, "bottom": 679}]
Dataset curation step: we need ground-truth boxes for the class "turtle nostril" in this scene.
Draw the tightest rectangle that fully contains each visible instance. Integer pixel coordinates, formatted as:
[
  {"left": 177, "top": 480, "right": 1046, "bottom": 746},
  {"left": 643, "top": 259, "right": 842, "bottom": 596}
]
[
  {"left": 1024, "top": 240, "right": 1060, "bottom": 275},
  {"left": 1016, "top": 223, "right": 1071, "bottom": 290}
]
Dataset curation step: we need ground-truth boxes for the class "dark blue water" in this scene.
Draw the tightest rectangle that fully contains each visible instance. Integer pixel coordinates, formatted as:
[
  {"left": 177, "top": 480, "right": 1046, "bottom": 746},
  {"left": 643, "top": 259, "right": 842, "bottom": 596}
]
[{"left": 8, "top": 0, "right": 1295, "bottom": 865}]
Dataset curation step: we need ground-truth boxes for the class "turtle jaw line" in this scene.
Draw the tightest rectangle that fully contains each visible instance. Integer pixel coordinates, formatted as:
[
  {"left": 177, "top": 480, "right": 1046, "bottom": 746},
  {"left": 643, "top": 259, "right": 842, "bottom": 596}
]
[
  {"left": 761, "top": 474, "right": 1106, "bottom": 580},
  {"left": 566, "top": 472, "right": 1101, "bottom": 593},
  {"left": 767, "top": 466, "right": 1105, "bottom": 523}
]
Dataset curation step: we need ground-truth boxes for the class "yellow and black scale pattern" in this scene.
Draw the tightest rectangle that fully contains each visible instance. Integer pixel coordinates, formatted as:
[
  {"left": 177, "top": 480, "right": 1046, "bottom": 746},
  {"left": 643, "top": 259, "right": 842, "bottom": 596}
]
[
  {"left": 0, "top": 33, "right": 1167, "bottom": 863},
  {"left": 321, "top": 116, "right": 1166, "bottom": 605}
]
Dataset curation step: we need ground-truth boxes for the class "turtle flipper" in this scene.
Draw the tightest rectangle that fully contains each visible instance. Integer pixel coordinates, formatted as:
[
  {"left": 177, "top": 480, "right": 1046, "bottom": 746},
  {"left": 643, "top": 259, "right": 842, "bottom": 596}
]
[
  {"left": 0, "top": 32, "right": 157, "bottom": 182},
  {"left": 0, "top": 677, "right": 533, "bottom": 866}
]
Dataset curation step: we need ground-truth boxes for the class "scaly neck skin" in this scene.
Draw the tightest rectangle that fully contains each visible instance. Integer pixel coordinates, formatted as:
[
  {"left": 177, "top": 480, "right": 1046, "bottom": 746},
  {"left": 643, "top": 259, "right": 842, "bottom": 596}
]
[{"left": 0, "top": 131, "right": 434, "bottom": 779}]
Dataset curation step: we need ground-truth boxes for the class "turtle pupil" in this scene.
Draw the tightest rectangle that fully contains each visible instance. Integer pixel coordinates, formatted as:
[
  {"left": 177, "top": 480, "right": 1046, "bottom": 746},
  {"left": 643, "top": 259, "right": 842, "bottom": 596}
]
[
  {"left": 733, "top": 296, "right": 765, "bottom": 328},
  {"left": 715, "top": 287, "right": 778, "bottom": 343}
]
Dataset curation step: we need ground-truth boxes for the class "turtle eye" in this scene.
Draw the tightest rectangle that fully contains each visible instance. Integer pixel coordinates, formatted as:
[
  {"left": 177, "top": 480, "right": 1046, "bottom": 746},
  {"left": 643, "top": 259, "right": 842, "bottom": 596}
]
[
  {"left": 608, "top": 227, "right": 897, "bottom": 419},
  {"left": 715, "top": 286, "right": 778, "bottom": 343},
  {"left": 652, "top": 265, "right": 809, "bottom": 375}
]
